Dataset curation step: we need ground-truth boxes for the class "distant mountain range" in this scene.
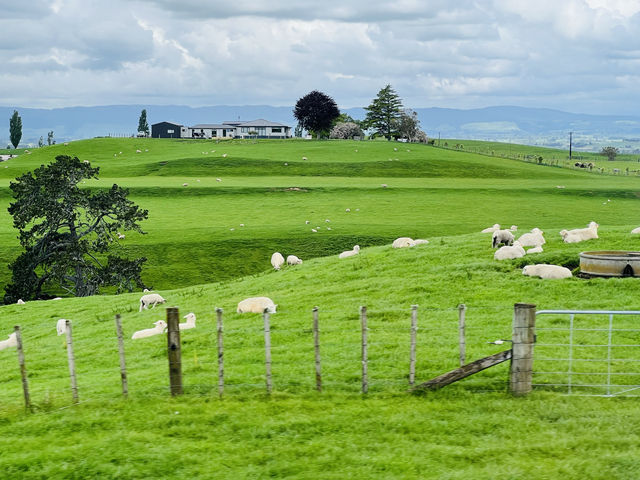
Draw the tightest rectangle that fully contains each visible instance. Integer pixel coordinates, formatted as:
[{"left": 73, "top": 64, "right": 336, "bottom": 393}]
[{"left": 2, "top": 104, "right": 640, "bottom": 152}]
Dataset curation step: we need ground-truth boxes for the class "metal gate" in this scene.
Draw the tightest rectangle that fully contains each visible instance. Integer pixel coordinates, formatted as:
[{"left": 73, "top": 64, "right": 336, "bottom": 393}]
[{"left": 534, "top": 310, "right": 640, "bottom": 397}]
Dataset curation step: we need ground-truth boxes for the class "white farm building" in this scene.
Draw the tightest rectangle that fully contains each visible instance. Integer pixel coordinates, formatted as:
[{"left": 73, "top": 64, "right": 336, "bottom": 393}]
[{"left": 152, "top": 119, "right": 291, "bottom": 139}]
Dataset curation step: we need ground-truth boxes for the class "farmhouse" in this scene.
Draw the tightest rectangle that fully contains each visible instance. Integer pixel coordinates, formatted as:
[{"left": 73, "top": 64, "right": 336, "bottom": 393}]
[{"left": 152, "top": 119, "right": 291, "bottom": 139}]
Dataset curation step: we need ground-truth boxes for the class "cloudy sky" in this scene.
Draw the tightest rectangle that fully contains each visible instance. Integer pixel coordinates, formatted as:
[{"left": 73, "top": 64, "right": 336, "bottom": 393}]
[{"left": 1, "top": 0, "right": 639, "bottom": 114}]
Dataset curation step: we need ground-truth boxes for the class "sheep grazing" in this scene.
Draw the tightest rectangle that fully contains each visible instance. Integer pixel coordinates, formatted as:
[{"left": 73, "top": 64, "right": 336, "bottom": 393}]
[
  {"left": 325, "top": 219, "right": 330, "bottom": 223},
  {"left": 494, "top": 241, "right": 525, "bottom": 260},
  {"left": 16, "top": 299, "right": 25, "bottom": 305},
  {"left": 305, "top": 220, "right": 310, "bottom": 224},
  {"left": 526, "top": 245, "right": 544, "bottom": 254},
  {"left": 481, "top": 223, "right": 500, "bottom": 233},
  {"left": 139, "top": 293, "right": 166, "bottom": 312},
  {"left": 631, "top": 227, "right": 640, "bottom": 234},
  {"left": 56, "top": 319, "right": 68, "bottom": 336},
  {"left": 523, "top": 264, "right": 572, "bottom": 279},
  {"left": 339, "top": 245, "right": 360, "bottom": 258},
  {"left": 302, "top": 156, "right": 308, "bottom": 160},
  {"left": 0, "top": 332, "right": 17, "bottom": 351},
  {"left": 132, "top": 320, "right": 167, "bottom": 340},
  {"left": 517, "top": 228, "right": 545, "bottom": 247},
  {"left": 271, "top": 252, "right": 285, "bottom": 270},
  {"left": 286, "top": 255, "right": 302, "bottom": 265},
  {"left": 237, "top": 296, "right": 277, "bottom": 314},
  {"left": 216, "top": 178, "right": 222, "bottom": 182},
  {"left": 492, "top": 229, "right": 515, "bottom": 248},
  {"left": 392, "top": 237, "right": 416, "bottom": 248},
  {"left": 180, "top": 313, "right": 196, "bottom": 330},
  {"left": 560, "top": 221, "right": 599, "bottom": 243}
]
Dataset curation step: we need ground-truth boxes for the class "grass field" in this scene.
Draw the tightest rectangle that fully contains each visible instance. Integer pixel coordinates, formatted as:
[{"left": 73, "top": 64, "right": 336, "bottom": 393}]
[{"left": 1, "top": 138, "right": 640, "bottom": 478}]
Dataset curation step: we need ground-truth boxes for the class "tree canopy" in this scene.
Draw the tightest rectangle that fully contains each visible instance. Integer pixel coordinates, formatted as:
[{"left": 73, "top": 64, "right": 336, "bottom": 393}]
[
  {"left": 4, "top": 155, "right": 149, "bottom": 303},
  {"left": 138, "top": 109, "right": 150, "bottom": 135},
  {"left": 364, "top": 85, "right": 403, "bottom": 140},
  {"left": 600, "top": 146, "right": 619, "bottom": 161},
  {"left": 293, "top": 90, "right": 340, "bottom": 138},
  {"left": 9, "top": 110, "right": 22, "bottom": 149}
]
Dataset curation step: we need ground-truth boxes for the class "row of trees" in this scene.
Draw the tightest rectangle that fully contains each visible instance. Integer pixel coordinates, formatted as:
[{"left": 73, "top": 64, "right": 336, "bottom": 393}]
[{"left": 293, "top": 85, "right": 427, "bottom": 142}]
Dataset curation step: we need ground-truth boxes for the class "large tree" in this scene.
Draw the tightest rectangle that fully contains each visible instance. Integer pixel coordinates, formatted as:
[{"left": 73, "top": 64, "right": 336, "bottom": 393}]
[
  {"left": 293, "top": 90, "right": 340, "bottom": 138},
  {"left": 600, "top": 146, "right": 619, "bottom": 161},
  {"left": 138, "top": 109, "right": 149, "bottom": 135},
  {"left": 364, "top": 85, "right": 403, "bottom": 140},
  {"left": 4, "top": 155, "right": 148, "bottom": 303},
  {"left": 9, "top": 110, "right": 22, "bottom": 149}
]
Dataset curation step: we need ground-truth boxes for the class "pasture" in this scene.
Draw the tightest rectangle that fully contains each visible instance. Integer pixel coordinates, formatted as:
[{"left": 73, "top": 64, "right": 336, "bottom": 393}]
[{"left": 0, "top": 138, "right": 640, "bottom": 478}]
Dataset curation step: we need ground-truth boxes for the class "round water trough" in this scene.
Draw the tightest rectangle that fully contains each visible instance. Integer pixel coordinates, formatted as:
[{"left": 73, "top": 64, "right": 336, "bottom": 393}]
[{"left": 579, "top": 251, "right": 640, "bottom": 277}]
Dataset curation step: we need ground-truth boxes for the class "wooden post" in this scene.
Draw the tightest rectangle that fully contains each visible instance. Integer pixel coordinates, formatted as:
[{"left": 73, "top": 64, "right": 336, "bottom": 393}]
[
  {"left": 360, "top": 306, "right": 368, "bottom": 394},
  {"left": 263, "top": 310, "right": 272, "bottom": 394},
  {"left": 14, "top": 326, "right": 31, "bottom": 411},
  {"left": 312, "top": 307, "right": 322, "bottom": 392},
  {"left": 166, "top": 307, "right": 183, "bottom": 396},
  {"left": 458, "top": 304, "right": 466, "bottom": 367},
  {"left": 65, "top": 320, "right": 79, "bottom": 403},
  {"left": 114, "top": 314, "right": 128, "bottom": 397},
  {"left": 216, "top": 308, "right": 224, "bottom": 398},
  {"left": 409, "top": 305, "right": 418, "bottom": 386},
  {"left": 509, "top": 303, "right": 536, "bottom": 396}
]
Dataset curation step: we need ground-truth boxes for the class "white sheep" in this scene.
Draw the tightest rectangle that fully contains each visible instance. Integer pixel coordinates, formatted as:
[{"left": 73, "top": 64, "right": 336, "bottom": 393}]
[
  {"left": 523, "top": 264, "right": 572, "bottom": 279},
  {"left": 631, "top": 227, "right": 640, "bottom": 234},
  {"left": 392, "top": 237, "right": 416, "bottom": 248},
  {"left": 271, "top": 252, "right": 285, "bottom": 270},
  {"left": 305, "top": 220, "right": 310, "bottom": 224},
  {"left": 413, "top": 239, "right": 429, "bottom": 245},
  {"left": 216, "top": 178, "right": 222, "bottom": 182},
  {"left": 117, "top": 232, "right": 125, "bottom": 239},
  {"left": 180, "top": 313, "right": 196, "bottom": 330},
  {"left": 517, "top": 228, "right": 545, "bottom": 247},
  {"left": 143, "top": 288, "right": 150, "bottom": 293},
  {"left": 182, "top": 183, "right": 189, "bottom": 187},
  {"left": 345, "top": 208, "right": 350, "bottom": 212},
  {"left": 222, "top": 153, "right": 227, "bottom": 158},
  {"left": 494, "top": 241, "right": 525, "bottom": 260},
  {"left": 132, "top": 320, "right": 167, "bottom": 339},
  {"left": 339, "top": 245, "right": 360, "bottom": 258},
  {"left": 311, "top": 228, "right": 317, "bottom": 233},
  {"left": 286, "top": 255, "right": 302, "bottom": 265},
  {"left": 139, "top": 293, "right": 166, "bottom": 312},
  {"left": 302, "top": 156, "right": 308, "bottom": 160},
  {"left": 560, "top": 221, "right": 599, "bottom": 243},
  {"left": 56, "top": 319, "right": 69, "bottom": 336},
  {"left": 510, "top": 225, "right": 518, "bottom": 231},
  {"left": 16, "top": 299, "right": 25, "bottom": 305},
  {"left": 526, "top": 245, "right": 544, "bottom": 254},
  {"left": 237, "top": 297, "right": 277, "bottom": 314},
  {"left": 0, "top": 332, "right": 17, "bottom": 351},
  {"left": 492, "top": 229, "right": 515, "bottom": 248},
  {"left": 481, "top": 223, "right": 500, "bottom": 233}
]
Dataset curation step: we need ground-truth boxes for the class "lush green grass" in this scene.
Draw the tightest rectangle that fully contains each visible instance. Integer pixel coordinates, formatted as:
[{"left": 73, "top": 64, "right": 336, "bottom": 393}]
[{"left": 1, "top": 138, "right": 640, "bottom": 478}]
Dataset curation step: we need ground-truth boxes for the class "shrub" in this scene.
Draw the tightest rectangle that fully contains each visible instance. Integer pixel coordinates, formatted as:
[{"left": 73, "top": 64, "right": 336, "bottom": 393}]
[{"left": 329, "top": 122, "right": 364, "bottom": 139}]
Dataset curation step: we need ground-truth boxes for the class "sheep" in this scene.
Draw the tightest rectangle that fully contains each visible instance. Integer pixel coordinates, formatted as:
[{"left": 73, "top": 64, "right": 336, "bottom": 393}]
[
  {"left": 345, "top": 208, "right": 351, "bottom": 212},
  {"left": 0, "top": 332, "right": 17, "bottom": 351},
  {"left": 302, "top": 156, "right": 308, "bottom": 160},
  {"left": 305, "top": 220, "right": 310, "bottom": 224},
  {"left": 216, "top": 178, "right": 222, "bottom": 182},
  {"left": 180, "top": 313, "right": 196, "bottom": 330},
  {"left": 494, "top": 241, "right": 525, "bottom": 260},
  {"left": 139, "top": 293, "right": 166, "bottom": 312},
  {"left": 381, "top": 184, "right": 388, "bottom": 188},
  {"left": 311, "top": 228, "right": 317, "bottom": 233},
  {"left": 16, "top": 299, "right": 25, "bottom": 305},
  {"left": 481, "top": 223, "right": 500, "bottom": 233},
  {"left": 237, "top": 297, "right": 277, "bottom": 314},
  {"left": 182, "top": 183, "right": 189, "bottom": 187},
  {"left": 325, "top": 219, "right": 330, "bottom": 223},
  {"left": 631, "top": 227, "right": 640, "bottom": 234},
  {"left": 132, "top": 320, "right": 167, "bottom": 339},
  {"left": 286, "top": 255, "right": 302, "bottom": 265},
  {"left": 510, "top": 225, "right": 518, "bottom": 231},
  {"left": 339, "top": 245, "right": 360, "bottom": 258},
  {"left": 117, "top": 232, "right": 125, "bottom": 239},
  {"left": 136, "top": 149, "right": 142, "bottom": 153},
  {"left": 327, "top": 227, "right": 332, "bottom": 230},
  {"left": 239, "top": 223, "right": 244, "bottom": 227},
  {"left": 517, "top": 228, "right": 545, "bottom": 247},
  {"left": 222, "top": 153, "right": 227, "bottom": 158},
  {"left": 392, "top": 237, "right": 416, "bottom": 248},
  {"left": 56, "top": 319, "right": 68, "bottom": 336},
  {"left": 526, "top": 245, "right": 544, "bottom": 254},
  {"left": 560, "top": 221, "right": 599, "bottom": 243},
  {"left": 413, "top": 239, "right": 429, "bottom": 245},
  {"left": 523, "top": 264, "right": 572, "bottom": 279},
  {"left": 271, "top": 252, "right": 285, "bottom": 270},
  {"left": 492, "top": 229, "right": 515, "bottom": 248}
]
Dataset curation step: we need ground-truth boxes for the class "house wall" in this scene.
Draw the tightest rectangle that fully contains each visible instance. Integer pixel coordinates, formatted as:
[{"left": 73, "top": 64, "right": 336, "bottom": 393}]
[{"left": 151, "top": 122, "right": 183, "bottom": 138}]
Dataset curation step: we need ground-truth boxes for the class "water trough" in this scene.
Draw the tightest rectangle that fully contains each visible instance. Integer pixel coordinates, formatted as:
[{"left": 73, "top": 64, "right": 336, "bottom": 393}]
[{"left": 579, "top": 251, "right": 640, "bottom": 277}]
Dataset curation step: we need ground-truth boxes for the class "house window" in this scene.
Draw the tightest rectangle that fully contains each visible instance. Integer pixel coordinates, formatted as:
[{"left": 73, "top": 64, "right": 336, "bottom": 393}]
[
  {"left": 272, "top": 127, "right": 282, "bottom": 133},
  {"left": 241, "top": 127, "right": 248, "bottom": 133},
  {"left": 167, "top": 129, "right": 174, "bottom": 134},
  {"left": 257, "top": 127, "right": 266, "bottom": 136}
]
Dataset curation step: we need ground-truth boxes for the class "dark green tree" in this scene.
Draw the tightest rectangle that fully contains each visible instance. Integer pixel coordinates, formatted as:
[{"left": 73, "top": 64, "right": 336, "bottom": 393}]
[
  {"left": 138, "top": 109, "right": 149, "bottom": 135},
  {"left": 293, "top": 90, "right": 340, "bottom": 138},
  {"left": 364, "top": 85, "right": 403, "bottom": 140},
  {"left": 394, "top": 109, "right": 421, "bottom": 141},
  {"left": 47, "top": 130, "right": 54, "bottom": 146},
  {"left": 38, "top": 136, "right": 44, "bottom": 148},
  {"left": 9, "top": 110, "right": 22, "bottom": 149},
  {"left": 600, "top": 146, "right": 619, "bottom": 161},
  {"left": 4, "top": 155, "right": 148, "bottom": 303}
]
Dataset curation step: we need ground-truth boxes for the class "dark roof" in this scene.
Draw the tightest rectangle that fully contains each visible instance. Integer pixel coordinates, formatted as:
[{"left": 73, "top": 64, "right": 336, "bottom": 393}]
[{"left": 152, "top": 121, "right": 183, "bottom": 127}]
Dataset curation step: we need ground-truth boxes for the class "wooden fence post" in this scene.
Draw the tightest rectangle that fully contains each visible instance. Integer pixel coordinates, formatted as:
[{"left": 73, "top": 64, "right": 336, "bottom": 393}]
[
  {"left": 313, "top": 307, "right": 322, "bottom": 392},
  {"left": 14, "top": 326, "right": 31, "bottom": 411},
  {"left": 166, "top": 307, "right": 183, "bottom": 396},
  {"left": 216, "top": 308, "right": 224, "bottom": 398},
  {"left": 360, "top": 306, "right": 368, "bottom": 394},
  {"left": 114, "top": 314, "right": 128, "bottom": 397},
  {"left": 263, "top": 310, "right": 272, "bottom": 394},
  {"left": 509, "top": 303, "right": 536, "bottom": 396},
  {"left": 458, "top": 304, "right": 467, "bottom": 367},
  {"left": 65, "top": 320, "right": 79, "bottom": 403},
  {"left": 409, "top": 305, "right": 418, "bottom": 386}
]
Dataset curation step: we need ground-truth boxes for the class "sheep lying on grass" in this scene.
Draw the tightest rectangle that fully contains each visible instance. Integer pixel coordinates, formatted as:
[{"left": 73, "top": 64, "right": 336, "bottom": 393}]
[
  {"left": 339, "top": 245, "right": 360, "bottom": 258},
  {"left": 132, "top": 321, "right": 167, "bottom": 339},
  {"left": 180, "top": 313, "right": 196, "bottom": 330},
  {"left": 16, "top": 299, "right": 25, "bottom": 305},
  {"left": 286, "top": 255, "right": 303, "bottom": 265},
  {"left": 632, "top": 227, "right": 640, "bottom": 234},
  {"left": 0, "top": 332, "right": 17, "bottom": 351},
  {"left": 237, "top": 297, "right": 277, "bottom": 314},
  {"left": 481, "top": 223, "right": 500, "bottom": 233},
  {"left": 494, "top": 241, "right": 525, "bottom": 260},
  {"left": 492, "top": 229, "right": 515, "bottom": 248},
  {"left": 526, "top": 245, "right": 544, "bottom": 254},
  {"left": 523, "top": 264, "right": 572, "bottom": 279},
  {"left": 517, "top": 228, "right": 546, "bottom": 247},
  {"left": 271, "top": 252, "right": 285, "bottom": 270},
  {"left": 413, "top": 239, "right": 429, "bottom": 245},
  {"left": 392, "top": 237, "right": 415, "bottom": 248},
  {"left": 560, "top": 221, "right": 599, "bottom": 243},
  {"left": 139, "top": 293, "right": 166, "bottom": 312}
]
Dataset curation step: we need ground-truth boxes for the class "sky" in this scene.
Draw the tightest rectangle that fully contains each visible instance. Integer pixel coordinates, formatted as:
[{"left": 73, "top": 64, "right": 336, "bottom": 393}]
[{"left": 1, "top": 0, "right": 639, "bottom": 114}]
